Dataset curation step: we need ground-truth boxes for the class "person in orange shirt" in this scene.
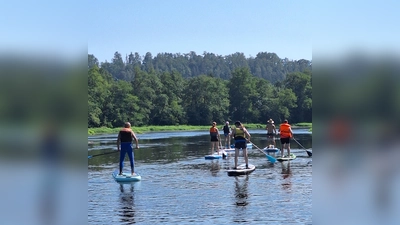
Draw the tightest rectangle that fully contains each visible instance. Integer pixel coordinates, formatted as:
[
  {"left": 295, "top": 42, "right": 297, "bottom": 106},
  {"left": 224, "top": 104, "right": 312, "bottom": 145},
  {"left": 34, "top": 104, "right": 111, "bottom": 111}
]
[
  {"left": 209, "top": 121, "right": 221, "bottom": 155},
  {"left": 279, "top": 119, "right": 294, "bottom": 158}
]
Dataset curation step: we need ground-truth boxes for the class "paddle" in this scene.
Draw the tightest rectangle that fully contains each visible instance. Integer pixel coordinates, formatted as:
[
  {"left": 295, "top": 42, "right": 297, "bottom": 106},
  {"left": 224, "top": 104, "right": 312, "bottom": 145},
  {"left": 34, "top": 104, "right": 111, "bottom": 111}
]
[
  {"left": 293, "top": 138, "right": 312, "bottom": 157},
  {"left": 88, "top": 151, "right": 118, "bottom": 159},
  {"left": 250, "top": 141, "right": 276, "bottom": 163}
]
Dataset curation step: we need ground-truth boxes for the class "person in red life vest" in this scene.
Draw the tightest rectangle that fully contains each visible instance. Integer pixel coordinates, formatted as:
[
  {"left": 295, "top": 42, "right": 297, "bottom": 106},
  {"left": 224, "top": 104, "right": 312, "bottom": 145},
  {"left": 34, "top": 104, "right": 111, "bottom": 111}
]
[
  {"left": 231, "top": 121, "right": 251, "bottom": 169},
  {"left": 209, "top": 121, "right": 221, "bottom": 155},
  {"left": 279, "top": 119, "right": 294, "bottom": 158},
  {"left": 117, "top": 122, "right": 139, "bottom": 175}
]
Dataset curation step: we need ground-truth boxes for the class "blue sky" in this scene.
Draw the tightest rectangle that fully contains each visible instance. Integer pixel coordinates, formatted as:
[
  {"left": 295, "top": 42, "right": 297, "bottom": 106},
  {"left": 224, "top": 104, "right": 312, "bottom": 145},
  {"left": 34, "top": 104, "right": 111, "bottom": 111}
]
[
  {"left": 1, "top": 1, "right": 398, "bottom": 63},
  {"left": 88, "top": 1, "right": 312, "bottom": 63}
]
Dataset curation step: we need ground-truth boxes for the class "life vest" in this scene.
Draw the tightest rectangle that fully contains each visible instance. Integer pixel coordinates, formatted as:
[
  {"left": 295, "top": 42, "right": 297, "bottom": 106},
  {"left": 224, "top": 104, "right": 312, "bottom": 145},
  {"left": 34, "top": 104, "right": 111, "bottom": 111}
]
[
  {"left": 234, "top": 127, "right": 246, "bottom": 139},
  {"left": 119, "top": 128, "right": 133, "bottom": 142},
  {"left": 279, "top": 123, "right": 292, "bottom": 138},
  {"left": 223, "top": 125, "right": 230, "bottom": 133},
  {"left": 210, "top": 127, "right": 218, "bottom": 136}
]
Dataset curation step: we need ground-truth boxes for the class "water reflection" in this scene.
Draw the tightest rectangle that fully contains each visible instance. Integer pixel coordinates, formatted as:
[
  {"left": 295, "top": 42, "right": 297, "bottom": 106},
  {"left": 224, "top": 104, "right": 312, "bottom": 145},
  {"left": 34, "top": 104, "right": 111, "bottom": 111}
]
[
  {"left": 281, "top": 161, "right": 292, "bottom": 191},
  {"left": 234, "top": 176, "right": 249, "bottom": 206},
  {"left": 210, "top": 160, "right": 221, "bottom": 176},
  {"left": 118, "top": 183, "right": 136, "bottom": 224},
  {"left": 88, "top": 130, "right": 312, "bottom": 224}
]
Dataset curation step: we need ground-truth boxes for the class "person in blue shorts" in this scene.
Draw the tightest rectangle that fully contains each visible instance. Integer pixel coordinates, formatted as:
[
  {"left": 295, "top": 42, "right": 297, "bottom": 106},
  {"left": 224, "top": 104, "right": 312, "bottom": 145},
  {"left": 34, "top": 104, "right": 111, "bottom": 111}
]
[
  {"left": 231, "top": 121, "right": 251, "bottom": 169},
  {"left": 117, "top": 122, "right": 139, "bottom": 175}
]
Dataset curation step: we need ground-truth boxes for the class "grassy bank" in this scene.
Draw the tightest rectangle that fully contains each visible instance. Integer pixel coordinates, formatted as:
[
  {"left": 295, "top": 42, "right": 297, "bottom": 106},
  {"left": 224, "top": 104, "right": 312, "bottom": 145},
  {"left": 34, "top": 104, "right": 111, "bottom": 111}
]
[{"left": 88, "top": 123, "right": 312, "bottom": 136}]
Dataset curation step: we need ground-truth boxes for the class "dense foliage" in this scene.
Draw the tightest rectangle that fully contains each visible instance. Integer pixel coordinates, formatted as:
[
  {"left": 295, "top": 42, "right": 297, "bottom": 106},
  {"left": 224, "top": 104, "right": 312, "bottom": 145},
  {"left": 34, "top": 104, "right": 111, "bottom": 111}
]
[{"left": 88, "top": 51, "right": 311, "bottom": 128}]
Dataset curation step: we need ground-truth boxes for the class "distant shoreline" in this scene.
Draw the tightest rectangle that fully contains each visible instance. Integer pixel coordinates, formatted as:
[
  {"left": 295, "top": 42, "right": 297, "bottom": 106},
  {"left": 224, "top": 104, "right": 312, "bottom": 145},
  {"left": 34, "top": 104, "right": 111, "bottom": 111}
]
[{"left": 88, "top": 123, "right": 312, "bottom": 136}]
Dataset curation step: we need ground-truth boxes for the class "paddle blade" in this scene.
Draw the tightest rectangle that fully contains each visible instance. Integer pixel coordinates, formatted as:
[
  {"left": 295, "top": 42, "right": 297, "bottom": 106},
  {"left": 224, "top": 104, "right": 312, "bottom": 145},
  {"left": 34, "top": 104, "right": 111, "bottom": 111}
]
[
  {"left": 88, "top": 156, "right": 92, "bottom": 159},
  {"left": 266, "top": 154, "right": 276, "bottom": 163},
  {"left": 306, "top": 150, "right": 312, "bottom": 157}
]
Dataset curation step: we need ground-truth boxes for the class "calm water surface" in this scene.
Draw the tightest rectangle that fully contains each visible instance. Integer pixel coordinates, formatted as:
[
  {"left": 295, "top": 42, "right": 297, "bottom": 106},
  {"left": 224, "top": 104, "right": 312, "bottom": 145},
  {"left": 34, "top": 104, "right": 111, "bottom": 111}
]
[{"left": 88, "top": 129, "right": 312, "bottom": 224}]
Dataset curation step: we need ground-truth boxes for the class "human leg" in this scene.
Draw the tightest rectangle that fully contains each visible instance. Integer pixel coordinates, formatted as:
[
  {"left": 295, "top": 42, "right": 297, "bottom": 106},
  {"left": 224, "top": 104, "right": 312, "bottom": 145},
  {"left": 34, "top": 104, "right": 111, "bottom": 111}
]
[
  {"left": 119, "top": 148, "right": 127, "bottom": 174},
  {"left": 243, "top": 148, "right": 249, "bottom": 168},
  {"left": 224, "top": 134, "right": 228, "bottom": 148},
  {"left": 272, "top": 136, "right": 276, "bottom": 147},
  {"left": 125, "top": 144, "right": 135, "bottom": 175},
  {"left": 234, "top": 148, "right": 239, "bottom": 169},
  {"left": 280, "top": 138, "right": 285, "bottom": 157},
  {"left": 228, "top": 135, "right": 231, "bottom": 148}
]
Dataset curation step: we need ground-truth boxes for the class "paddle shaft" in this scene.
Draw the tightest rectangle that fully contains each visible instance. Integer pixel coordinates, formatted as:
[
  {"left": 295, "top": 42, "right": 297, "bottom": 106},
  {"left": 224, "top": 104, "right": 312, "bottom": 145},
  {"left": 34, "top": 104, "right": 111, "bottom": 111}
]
[
  {"left": 88, "top": 151, "right": 118, "bottom": 159},
  {"left": 293, "top": 138, "right": 312, "bottom": 156},
  {"left": 250, "top": 141, "right": 276, "bottom": 163}
]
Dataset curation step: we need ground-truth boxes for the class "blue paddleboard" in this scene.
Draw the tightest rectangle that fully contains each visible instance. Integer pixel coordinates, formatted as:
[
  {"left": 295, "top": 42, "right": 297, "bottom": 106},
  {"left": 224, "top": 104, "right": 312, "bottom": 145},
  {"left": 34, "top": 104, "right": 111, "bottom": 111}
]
[
  {"left": 112, "top": 171, "right": 142, "bottom": 182},
  {"left": 205, "top": 151, "right": 227, "bottom": 160},
  {"left": 263, "top": 147, "right": 280, "bottom": 153}
]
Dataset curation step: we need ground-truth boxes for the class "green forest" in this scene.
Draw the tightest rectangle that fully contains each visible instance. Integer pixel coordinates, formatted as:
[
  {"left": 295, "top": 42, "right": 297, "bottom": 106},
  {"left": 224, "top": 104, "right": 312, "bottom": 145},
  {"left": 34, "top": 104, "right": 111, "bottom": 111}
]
[{"left": 88, "top": 51, "right": 312, "bottom": 128}]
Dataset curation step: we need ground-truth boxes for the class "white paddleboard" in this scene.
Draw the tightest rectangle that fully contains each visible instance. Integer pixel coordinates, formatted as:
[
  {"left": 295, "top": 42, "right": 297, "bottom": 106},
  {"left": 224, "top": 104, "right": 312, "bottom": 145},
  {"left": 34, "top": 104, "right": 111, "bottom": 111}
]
[
  {"left": 276, "top": 153, "right": 296, "bottom": 162},
  {"left": 230, "top": 143, "right": 253, "bottom": 149},
  {"left": 227, "top": 164, "right": 256, "bottom": 176}
]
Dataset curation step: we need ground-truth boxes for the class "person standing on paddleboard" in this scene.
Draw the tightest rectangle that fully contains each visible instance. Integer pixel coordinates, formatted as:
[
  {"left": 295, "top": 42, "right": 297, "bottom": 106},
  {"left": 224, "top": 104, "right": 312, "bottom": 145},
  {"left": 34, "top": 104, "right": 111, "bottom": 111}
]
[
  {"left": 231, "top": 121, "right": 251, "bottom": 169},
  {"left": 117, "top": 122, "right": 139, "bottom": 175},
  {"left": 265, "top": 118, "right": 277, "bottom": 148},
  {"left": 209, "top": 122, "right": 221, "bottom": 155},
  {"left": 279, "top": 119, "right": 293, "bottom": 158},
  {"left": 222, "top": 121, "right": 231, "bottom": 148}
]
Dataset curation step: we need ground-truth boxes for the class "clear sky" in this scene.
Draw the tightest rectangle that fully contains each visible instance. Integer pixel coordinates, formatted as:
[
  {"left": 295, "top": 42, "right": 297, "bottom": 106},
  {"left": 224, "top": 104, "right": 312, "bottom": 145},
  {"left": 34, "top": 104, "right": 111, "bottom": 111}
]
[
  {"left": 1, "top": 1, "right": 398, "bottom": 63},
  {"left": 87, "top": 1, "right": 313, "bottom": 63}
]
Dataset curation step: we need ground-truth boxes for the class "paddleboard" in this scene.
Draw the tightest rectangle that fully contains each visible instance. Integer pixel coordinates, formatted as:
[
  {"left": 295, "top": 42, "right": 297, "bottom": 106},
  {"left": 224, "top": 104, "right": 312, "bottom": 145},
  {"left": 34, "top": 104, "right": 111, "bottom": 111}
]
[
  {"left": 222, "top": 148, "right": 235, "bottom": 152},
  {"left": 230, "top": 143, "right": 253, "bottom": 149},
  {"left": 227, "top": 164, "right": 256, "bottom": 176},
  {"left": 205, "top": 151, "right": 227, "bottom": 160},
  {"left": 276, "top": 153, "right": 297, "bottom": 162},
  {"left": 112, "top": 171, "right": 142, "bottom": 182},
  {"left": 263, "top": 147, "right": 280, "bottom": 153}
]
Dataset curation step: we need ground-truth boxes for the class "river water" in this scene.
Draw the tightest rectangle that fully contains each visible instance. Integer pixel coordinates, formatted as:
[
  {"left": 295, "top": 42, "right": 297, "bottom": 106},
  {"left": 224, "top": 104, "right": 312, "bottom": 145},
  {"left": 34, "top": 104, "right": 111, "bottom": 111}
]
[{"left": 88, "top": 129, "right": 312, "bottom": 224}]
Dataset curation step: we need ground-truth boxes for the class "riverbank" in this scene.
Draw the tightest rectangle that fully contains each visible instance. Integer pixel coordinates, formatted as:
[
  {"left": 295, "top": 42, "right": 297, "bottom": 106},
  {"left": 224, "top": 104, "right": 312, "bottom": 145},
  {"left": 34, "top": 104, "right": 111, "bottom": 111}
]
[{"left": 88, "top": 123, "right": 312, "bottom": 136}]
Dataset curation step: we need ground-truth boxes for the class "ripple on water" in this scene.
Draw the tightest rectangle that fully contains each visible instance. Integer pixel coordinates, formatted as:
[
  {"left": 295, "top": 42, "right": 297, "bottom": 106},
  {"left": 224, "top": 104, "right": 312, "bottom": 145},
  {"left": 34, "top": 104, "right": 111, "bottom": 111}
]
[{"left": 88, "top": 132, "right": 312, "bottom": 224}]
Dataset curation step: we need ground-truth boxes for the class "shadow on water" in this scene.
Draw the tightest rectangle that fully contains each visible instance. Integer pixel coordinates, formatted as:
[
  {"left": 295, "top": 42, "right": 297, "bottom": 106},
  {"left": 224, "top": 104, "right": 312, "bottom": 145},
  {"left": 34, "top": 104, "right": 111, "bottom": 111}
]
[
  {"left": 234, "top": 175, "right": 249, "bottom": 206},
  {"left": 118, "top": 183, "right": 139, "bottom": 224},
  {"left": 281, "top": 161, "right": 292, "bottom": 191},
  {"left": 231, "top": 175, "right": 251, "bottom": 224},
  {"left": 88, "top": 129, "right": 312, "bottom": 224},
  {"left": 210, "top": 161, "right": 221, "bottom": 176}
]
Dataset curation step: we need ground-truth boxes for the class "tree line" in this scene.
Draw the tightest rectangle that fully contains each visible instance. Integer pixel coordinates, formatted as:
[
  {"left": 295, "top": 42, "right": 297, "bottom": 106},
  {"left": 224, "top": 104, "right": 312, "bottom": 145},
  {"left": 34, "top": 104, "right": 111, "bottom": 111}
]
[
  {"left": 88, "top": 52, "right": 311, "bottom": 128},
  {"left": 89, "top": 51, "right": 311, "bottom": 83}
]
